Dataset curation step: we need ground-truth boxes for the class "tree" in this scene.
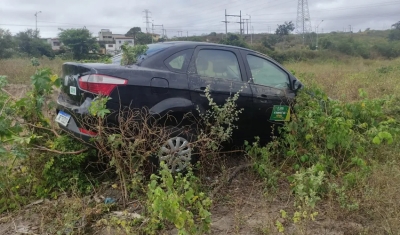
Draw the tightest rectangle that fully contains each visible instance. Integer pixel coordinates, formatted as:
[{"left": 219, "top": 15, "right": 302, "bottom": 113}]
[
  {"left": 275, "top": 21, "right": 295, "bottom": 36},
  {"left": 219, "top": 33, "right": 248, "bottom": 48},
  {"left": 135, "top": 32, "right": 152, "bottom": 45},
  {"left": 389, "top": 21, "right": 400, "bottom": 41},
  {"left": 15, "top": 29, "right": 54, "bottom": 58},
  {"left": 388, "top": 29, "right": 400, "bottom": 41},
  {"left": 125, "top": 27, "right": 142, "bottom": 39},
  {"left": 0, "top": 29, "right": 15, "bottom": 59},
  {"left": 261, "top": 35, "right": 279, "bottom": 50},
  {"left": 58, "top": 28, "right": 99, "bottom": 60},
  {"left": 392, "top": 21, "right": 400, "bottom": 29}
]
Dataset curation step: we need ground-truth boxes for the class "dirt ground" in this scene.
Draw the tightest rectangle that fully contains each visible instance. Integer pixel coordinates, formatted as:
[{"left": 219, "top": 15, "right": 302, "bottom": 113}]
[{"left": 0, "top": 170, "right": 366, "bottom": 235}]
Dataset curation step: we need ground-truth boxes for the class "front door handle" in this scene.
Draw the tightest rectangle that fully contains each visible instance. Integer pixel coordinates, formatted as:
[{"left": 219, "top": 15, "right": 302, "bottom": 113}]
[{"left": 260, "top": 94, "right": 267, "bottom": 98}]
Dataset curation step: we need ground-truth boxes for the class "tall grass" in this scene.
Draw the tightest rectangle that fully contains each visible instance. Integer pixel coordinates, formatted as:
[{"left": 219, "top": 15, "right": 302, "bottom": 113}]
[
  {"left": 285, "top": 58, "right": 400, "bottom": 101},
  {"left": 0, "top": 57, "right": 64, "bottom": 84}
]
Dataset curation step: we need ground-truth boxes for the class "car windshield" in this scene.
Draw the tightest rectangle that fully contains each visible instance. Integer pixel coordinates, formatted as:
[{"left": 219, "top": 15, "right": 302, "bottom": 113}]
[{"left": 111, "top": 43, "right": 173, "bottom": 65}]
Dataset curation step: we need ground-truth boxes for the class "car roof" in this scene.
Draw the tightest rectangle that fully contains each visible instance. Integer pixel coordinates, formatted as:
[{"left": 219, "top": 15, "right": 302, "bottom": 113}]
[
  {"left": 157, "top": 41, "right": 256, "bottom": 52},
  {"left": 110, "top": 41, "right": 271, "bottom": 65}
]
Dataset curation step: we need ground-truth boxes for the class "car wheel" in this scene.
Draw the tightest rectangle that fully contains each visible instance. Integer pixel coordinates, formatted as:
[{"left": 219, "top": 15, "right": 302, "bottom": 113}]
[{"left": 158, "top": 127, "right": 197, "bottom": 173}]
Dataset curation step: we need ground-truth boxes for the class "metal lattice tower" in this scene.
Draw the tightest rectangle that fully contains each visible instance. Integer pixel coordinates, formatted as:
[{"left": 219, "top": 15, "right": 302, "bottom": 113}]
[
  {"left": 143, "top": 9, "right": 151, "bottom": 34},
  {"left": 296, "top": 0, "right": 312, "bottom": 43}
]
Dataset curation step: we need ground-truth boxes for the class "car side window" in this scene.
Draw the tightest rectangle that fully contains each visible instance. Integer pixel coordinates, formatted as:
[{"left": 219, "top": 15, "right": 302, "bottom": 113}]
[
  {"left": 247, "top": 55, "right": 289, "bottom": 89},
  {"left": 164, "top": 49, "right": 192, "bottom": 72},
  {"left": 195, "top": 49, "right": 241, "bottom": 81}
]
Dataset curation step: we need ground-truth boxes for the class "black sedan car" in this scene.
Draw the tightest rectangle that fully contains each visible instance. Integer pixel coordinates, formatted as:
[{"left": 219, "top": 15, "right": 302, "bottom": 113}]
[{"left": 55, "top": 41, "right": 302, "bottom": 172}]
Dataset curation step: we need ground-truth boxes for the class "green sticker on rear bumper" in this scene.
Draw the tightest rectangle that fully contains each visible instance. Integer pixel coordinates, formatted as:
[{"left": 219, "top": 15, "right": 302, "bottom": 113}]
[
  {"left": 270, "top": 105, "right": 290, "bottom": 121},
  {"left": 70, "top": 86, "right": 76, "bottom": 95}
]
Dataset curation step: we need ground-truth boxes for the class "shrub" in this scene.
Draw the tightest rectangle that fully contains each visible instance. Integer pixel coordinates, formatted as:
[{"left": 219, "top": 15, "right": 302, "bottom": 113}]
[{"left": 146, "top": 162, "right": 212, "bottom": 235}]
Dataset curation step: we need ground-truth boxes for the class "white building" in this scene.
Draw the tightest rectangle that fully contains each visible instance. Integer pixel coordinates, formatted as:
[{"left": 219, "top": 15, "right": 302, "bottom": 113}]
[
  {"left": 98, "top": 29, "right": 113, "bottom": 42},
  {"left": 115, "top": 37, "right": 134, "bottom": 50},
  {"left": 43, "top": 38, "right": 62, "bottom": 50},
  {"left": 105, "top": 44, "right": 117, "bottom": 55}
]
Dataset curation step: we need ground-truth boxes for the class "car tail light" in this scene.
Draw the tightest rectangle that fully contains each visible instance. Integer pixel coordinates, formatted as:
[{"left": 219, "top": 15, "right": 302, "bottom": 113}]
[
  {"left": 79, "top": 128, "right": 97, "bottom": 136},
  {"left": 78, "top": 74, "right": 127, "bottom": 95}
]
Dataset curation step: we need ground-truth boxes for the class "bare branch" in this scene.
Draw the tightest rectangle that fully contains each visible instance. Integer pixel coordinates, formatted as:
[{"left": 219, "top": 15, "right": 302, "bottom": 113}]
[
  {"left": 31, "top": 145, "right": 89, "bottom": 155},
  {"left": 26, "top": 123, "right": 60, "bottom": 137}
]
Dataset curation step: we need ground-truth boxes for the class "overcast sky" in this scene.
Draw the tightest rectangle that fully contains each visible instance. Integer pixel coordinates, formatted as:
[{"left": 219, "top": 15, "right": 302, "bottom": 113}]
[{"left": 0, "top": 0, "right": 398, "bottom": 38}]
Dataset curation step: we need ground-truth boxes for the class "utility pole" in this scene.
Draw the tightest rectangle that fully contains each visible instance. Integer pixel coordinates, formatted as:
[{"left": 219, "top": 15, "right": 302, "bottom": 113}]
[
  {"left": 348, "top": 25, "right": 352, "bottom": 33},
  {"left": 315, "top": 20, "right": 324, "bottom": 51},
  {"left": 153, "top": 23, "right": 164, "bottom": 39},
  {"left": 151, "top": 21, "right": 154, "bottom": 43},
  {"left": 34, "top": 11, "right": 41, "bottom": 37},
  {"left": 186, "top": 31, "right": 188, "bottom": 39},
  {"left": 222, "top": 9, "right": 228, "bottom": 38},
  {"left": 239, "top": 11, "right": 242, "bottom": 35},
  {"left": 243, "top": 19, "right": 249, "bottom": 34},
  {"left": 246, "top": 14, "right": 252, "bottom": 44},
  {"left": 223, "top": 10, "right": 243, "bottom": 36},
  {"left": 143, "top": 9, "right": 151, "bottom": 34}
]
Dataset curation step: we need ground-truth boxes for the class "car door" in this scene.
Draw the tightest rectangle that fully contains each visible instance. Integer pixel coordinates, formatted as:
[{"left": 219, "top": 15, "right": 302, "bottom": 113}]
[
  {"left": 187, "top": 46, "right": 254, "bottom": 143},
  {"left": 240, "top": 51, "right": 296, "bottom": 140}
]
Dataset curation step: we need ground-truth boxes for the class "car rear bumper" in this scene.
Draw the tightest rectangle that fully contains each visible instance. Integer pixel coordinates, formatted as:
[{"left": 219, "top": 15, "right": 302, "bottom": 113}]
[{"left": 56, "top": 95, "right": 96, "bottom": 144}]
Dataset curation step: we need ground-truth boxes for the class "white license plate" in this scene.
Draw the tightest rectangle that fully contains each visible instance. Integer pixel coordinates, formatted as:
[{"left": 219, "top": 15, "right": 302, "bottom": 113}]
[{"left": 55, "top": 111, "right": 71, "bottom": 126}]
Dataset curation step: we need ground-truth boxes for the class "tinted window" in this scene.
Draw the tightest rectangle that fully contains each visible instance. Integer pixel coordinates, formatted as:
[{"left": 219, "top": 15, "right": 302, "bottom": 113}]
[
  {"left": 164, "top": 49, "right": 192, "bottom": 72},
  {"left": 138, "top": 43, "right": 174, "bottom": 61},
  {"left": 195, "top": 49, "right": 241, "bottom": 81},
  {"left": 247, "top": 55, "right": 289, "bottom": 89},
  {"left": 112, "top": 43, "right": 174, "bottom": 65}
]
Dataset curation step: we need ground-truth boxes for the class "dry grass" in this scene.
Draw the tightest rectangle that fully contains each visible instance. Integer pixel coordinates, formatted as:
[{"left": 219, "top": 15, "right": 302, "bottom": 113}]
[
  {"left": 284, "top": 58, "right": 400, "bottom": 234},
  {"left": 285, "top": 58, "right": 400, "bottom": 101},
  {"left": 0, "top": 57, "right": 64, "bottom": 84}
]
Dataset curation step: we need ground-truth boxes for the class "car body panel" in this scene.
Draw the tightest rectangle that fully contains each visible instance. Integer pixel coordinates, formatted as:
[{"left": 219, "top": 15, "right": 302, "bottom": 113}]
[{"left": 56, "top": 41, "right": 301, "bottom": 144}]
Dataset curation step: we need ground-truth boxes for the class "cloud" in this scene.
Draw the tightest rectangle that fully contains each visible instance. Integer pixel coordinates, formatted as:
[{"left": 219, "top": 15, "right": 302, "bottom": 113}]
[{"left": 0, "top": 0, "right": 397, "bottom": 37}]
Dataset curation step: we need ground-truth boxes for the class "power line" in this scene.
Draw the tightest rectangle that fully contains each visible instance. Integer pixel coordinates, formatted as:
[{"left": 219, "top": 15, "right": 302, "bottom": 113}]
[{"left": 26, "top": 0, "right": 400, "bottom": 30}]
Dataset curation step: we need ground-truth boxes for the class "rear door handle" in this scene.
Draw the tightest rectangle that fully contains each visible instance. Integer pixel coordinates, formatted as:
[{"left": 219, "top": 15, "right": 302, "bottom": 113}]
[
  {"left": 194, "top": 87, "right": 207, "bottom": 92},
  {"left": 260, "top": 94, "right": 267, "bottom": 98},
  {"left": 194, "top": 87, "right": 208, "bottom": 97}
]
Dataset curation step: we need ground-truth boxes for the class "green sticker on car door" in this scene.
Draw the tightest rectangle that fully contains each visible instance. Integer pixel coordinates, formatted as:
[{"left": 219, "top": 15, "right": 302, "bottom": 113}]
[{"left": 270, "top": 105, "right": 290, "bottom": 121}]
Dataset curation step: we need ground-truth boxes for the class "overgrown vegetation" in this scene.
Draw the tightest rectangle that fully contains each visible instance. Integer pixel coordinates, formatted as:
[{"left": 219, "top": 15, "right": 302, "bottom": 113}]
[{"left": 1, "top": 43, "right": 400, "bottom": 234}]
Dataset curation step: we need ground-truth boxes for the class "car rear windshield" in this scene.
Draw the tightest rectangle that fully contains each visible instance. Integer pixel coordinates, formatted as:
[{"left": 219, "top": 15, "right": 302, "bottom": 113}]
[{"left": 111, "top": 43, "right": 173, "bottom": 65}]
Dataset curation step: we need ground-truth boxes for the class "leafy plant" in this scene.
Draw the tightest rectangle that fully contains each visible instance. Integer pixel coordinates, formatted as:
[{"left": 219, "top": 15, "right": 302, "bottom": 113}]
[
  {"left": 146, "top": 162, "right": 212, "bottom": 235},
  {"left": 120, "top": 44, "right": 148, "bottom": 65},
  {"left": 245, "top": 138, "right": 280, "bottom": 191}
]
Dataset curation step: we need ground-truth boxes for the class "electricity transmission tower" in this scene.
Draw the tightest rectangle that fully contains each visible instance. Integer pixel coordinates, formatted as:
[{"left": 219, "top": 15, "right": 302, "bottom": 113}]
[
  {"left": 143, "top": 9, "right": 151, "bottom": 34},
  {"left": 296, "top": 0, "right": 312, "bottom": 44}
]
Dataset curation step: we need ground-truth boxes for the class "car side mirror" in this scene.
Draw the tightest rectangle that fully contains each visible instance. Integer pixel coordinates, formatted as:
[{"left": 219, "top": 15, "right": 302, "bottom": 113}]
[{"left": 292, "top": 79, "right": 303, "bottom": 92}]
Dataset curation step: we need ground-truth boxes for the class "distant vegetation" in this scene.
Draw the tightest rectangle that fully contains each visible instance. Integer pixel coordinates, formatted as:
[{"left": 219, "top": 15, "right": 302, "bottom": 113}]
[{"left": 1, "top": 20, "right": 400, "bottom": 62}]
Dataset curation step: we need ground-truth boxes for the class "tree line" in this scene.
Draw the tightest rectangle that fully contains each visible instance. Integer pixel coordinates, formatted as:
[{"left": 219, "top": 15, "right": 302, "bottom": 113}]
[
  {"left": 0, "top": 26, "right": 154, "bottom": 60},
  {"left": 1, "top": 21, "right": 400, "bottom": 61}
]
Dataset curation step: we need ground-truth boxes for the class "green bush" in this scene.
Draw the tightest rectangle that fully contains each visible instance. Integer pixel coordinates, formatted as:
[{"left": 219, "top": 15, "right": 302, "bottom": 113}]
[
  {"left": 31, "top": 135, "right": 97, "bottom": 198},
  {"left": 219, "top": 33, "right": 248, "bottom": 48},
  {"left": 146, "top": 162, "right": 212, "bottom": 235}
]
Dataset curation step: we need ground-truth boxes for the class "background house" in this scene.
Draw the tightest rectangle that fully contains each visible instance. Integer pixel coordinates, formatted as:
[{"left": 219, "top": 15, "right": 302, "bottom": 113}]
[
  {"left": 115, "top": 37, "right": 134, "bottom": 50},
  {"left": 42, "top": 38, "right": 62, "bottom": 50},
  {"left": 105, "top": 44, "right": 117, "bottom": 55},
  {"left": 98, "top": 29, "right": 113, "bottom": 42}
]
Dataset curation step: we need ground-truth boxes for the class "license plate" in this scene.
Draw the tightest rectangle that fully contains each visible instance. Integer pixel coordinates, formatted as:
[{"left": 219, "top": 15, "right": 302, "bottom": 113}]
[{"left": 55, "top": 111, "right": 71, "bottom": 126}]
